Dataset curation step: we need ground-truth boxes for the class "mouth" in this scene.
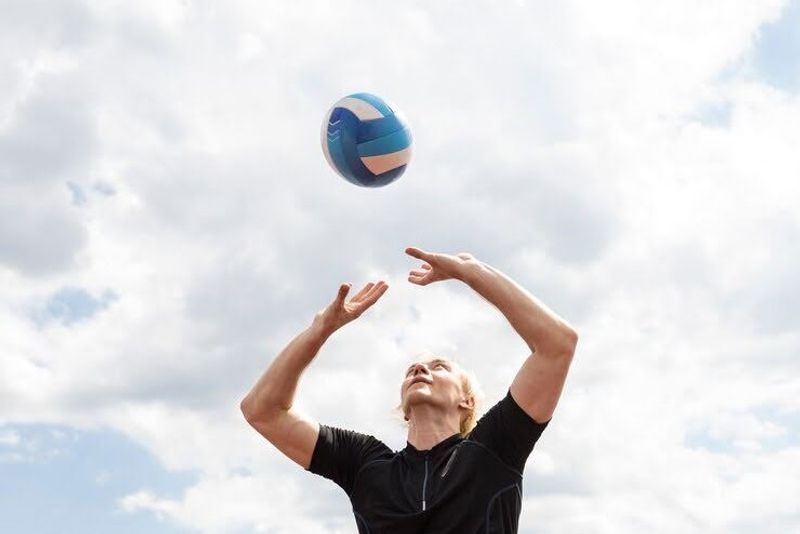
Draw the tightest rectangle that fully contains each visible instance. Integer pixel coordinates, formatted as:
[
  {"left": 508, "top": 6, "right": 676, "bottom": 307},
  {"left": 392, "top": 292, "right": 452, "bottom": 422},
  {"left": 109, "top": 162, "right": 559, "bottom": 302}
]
[{"left": 409, "top": 377, "right": 432, "bottom": 388}]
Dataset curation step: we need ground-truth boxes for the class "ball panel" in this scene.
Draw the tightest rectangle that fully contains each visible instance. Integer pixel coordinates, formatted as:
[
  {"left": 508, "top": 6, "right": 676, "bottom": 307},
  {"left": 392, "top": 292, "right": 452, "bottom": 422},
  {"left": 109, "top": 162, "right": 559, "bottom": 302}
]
[
  {"left": 360, "top": 146, "right": 412, "bottom": 175},
  {"left": 335, "top": 97, "right": 384, "bottom": 120},
  {"left": 348, "top": 92, "right": 394, "bottom": 117},
  {"left": 357, "top": 115, "right": 406, "bottom": 143},
  {"left": 356, "top": 127, "right": 412, "bottom": 157},
  {"left": 369, "top": 164, "right": 407, "bottom": 187},
  {"left": 325, "top": 108, "right": 377, "bottom": 186}
]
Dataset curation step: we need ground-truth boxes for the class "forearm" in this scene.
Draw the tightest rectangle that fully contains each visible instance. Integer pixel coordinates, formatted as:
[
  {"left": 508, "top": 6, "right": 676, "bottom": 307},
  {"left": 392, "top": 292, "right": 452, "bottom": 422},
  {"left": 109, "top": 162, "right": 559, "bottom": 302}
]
[
  {"left": 461, "top": 261, "right": 577, "bottom": 355},
  {"left": 240, "top": 320, "right": 332, "bottom": 420}
]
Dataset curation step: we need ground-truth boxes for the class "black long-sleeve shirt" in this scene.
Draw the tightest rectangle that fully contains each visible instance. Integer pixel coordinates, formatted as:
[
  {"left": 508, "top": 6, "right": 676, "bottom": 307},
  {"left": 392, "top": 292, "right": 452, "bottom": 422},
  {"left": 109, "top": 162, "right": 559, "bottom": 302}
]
[{"left": 307, "top": 389, "right": 550, "bottom": 533}]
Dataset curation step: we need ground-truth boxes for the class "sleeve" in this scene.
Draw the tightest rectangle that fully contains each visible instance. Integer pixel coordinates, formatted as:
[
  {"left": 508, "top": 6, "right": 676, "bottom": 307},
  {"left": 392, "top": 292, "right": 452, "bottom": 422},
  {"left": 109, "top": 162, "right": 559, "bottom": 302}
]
[
  {"left": 466, "top": 388, "right": 550, "bottom": 473},
  {"left": 305, "top": 424, "right": 391, "bottom": 496}
]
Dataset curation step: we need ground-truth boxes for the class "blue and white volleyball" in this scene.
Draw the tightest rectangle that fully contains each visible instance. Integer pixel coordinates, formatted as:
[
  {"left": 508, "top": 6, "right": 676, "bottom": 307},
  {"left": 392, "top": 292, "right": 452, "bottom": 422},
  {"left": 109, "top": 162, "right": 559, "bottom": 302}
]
[{"left": 321, "top": 93, "right": 412, "bottom": 188}]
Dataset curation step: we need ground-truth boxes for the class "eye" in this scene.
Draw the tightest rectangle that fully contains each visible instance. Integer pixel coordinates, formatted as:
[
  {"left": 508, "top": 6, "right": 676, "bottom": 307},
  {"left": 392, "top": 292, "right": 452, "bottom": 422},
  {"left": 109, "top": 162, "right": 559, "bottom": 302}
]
[{"left": 434, "top": 363, "right": 446, "bottom": 369}]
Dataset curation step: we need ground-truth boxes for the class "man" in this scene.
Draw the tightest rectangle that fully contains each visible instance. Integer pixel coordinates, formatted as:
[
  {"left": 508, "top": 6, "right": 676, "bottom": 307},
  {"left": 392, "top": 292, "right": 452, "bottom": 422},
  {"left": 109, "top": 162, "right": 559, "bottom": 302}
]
[{"left": 241, "top": 246, "right": 578, "bottom": 533}]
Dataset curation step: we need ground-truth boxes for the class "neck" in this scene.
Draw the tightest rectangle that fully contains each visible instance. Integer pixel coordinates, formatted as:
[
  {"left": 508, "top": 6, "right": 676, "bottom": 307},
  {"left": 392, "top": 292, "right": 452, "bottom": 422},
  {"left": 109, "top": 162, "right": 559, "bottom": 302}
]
[{"left": 406, "top": 404, "right": 461, "bottom": 451}]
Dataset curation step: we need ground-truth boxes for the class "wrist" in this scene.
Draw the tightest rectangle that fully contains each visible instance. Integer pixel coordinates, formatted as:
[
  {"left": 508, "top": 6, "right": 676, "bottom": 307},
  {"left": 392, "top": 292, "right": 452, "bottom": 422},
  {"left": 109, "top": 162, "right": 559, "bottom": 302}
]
[
  {"left": 309, "top": 315, "right": 337, "bottom": 340},
  {"left": 459, "top": 259, "right": 488, "bottom": 285}
]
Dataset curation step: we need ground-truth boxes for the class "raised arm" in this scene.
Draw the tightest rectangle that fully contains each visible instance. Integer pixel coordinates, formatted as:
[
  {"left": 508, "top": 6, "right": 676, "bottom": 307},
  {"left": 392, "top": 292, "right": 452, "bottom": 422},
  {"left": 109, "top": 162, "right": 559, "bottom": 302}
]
[
  {"left": 240, "top": 281, "right": 389, "bottom": 469},
  {"left": 406, "top": 247, "right": 578, "bottom": 424}
]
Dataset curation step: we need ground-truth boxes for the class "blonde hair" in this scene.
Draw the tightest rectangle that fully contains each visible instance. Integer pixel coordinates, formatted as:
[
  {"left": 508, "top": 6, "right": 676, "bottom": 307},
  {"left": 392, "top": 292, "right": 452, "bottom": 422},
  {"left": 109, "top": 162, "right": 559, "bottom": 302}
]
[
  {"left": 392, "top": 355, "right": 485, "bottom": 437},
  {"left": 456, "top": 366, "right": 484, "bottom": 435}
]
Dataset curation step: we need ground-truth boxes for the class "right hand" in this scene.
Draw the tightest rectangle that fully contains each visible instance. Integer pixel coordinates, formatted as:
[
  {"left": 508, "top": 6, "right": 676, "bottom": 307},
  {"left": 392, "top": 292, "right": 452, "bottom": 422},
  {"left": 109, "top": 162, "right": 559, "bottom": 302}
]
[{"left": 313, "top": 280, "right": 389, "bottom": 334}]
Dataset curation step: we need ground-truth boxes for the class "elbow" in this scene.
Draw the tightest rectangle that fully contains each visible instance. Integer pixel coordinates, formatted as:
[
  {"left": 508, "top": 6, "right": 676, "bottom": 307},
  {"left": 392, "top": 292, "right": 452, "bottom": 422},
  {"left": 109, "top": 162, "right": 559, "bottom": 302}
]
[
  {"left": 240, "top": 396, "right": 260, "bottom": 424},
  {"left": 562, "top": 328, "right": 579, "bottom": 355},
  {"left": 240, "top": 395, "right": 282, "bottom": 426},
  {"left": 240, "top": 397, "right": 252, "bottom": 421},
  {"left": 546, "top": 328, "right": 578, "bottom": 357},
  {"left": 565, "top": 328, "right": 579, "bottom": 348}
]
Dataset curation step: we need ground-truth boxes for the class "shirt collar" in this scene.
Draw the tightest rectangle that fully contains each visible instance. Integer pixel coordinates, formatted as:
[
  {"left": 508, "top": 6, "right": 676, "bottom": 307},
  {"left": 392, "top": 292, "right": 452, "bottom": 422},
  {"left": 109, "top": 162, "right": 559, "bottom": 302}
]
[{"left": 403, "top": 432, "right": 463, "bottom": 458}]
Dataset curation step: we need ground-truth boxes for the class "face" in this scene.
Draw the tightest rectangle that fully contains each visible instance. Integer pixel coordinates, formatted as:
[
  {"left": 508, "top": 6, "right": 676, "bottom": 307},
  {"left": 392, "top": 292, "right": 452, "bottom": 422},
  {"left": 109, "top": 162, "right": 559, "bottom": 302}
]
[{"left": 399, "top": 357, "right": 467, "bottom": 419}]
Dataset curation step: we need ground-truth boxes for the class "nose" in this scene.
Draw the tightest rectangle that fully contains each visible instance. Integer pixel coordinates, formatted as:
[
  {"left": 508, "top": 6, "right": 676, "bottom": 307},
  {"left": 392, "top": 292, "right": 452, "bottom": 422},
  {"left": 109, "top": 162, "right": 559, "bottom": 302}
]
[{"left": 411, "top": 363, "right": 429, "bottom": 376}]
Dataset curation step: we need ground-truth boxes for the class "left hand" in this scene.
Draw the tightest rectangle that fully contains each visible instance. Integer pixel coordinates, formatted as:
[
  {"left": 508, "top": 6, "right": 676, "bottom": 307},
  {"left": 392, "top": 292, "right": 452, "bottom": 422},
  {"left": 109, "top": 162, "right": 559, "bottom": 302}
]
[
  {"left": 312, "top": 281, "right": 388, "bottom": 335},
  {"left": 405, "top": 246, "right": 480, "bottom": 286}
]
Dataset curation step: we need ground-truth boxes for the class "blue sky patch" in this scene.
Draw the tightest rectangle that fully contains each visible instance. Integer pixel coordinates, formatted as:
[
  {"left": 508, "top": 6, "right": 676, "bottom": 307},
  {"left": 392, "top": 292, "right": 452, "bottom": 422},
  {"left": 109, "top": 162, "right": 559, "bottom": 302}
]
[
  {"left": 66, "top": 181, "right": 87, "bottom": 206},
  {"left": 0, "top": 424, "right": 195, "bottom": 534},
  {"left": 752, "top": 0, "right": 800, "bottom": 91},
  {"left": 31, "top": 287, "right": 117, "bottom": 327}
]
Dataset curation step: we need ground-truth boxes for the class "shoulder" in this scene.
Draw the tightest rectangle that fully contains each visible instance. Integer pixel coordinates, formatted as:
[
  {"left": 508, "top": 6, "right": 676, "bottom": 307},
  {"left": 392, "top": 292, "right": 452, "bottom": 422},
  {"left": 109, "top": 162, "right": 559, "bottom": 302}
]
[
  {"left": 311, "top": 424, "right": 393, "bottom": 466},
  {"left": 470, "top": 389, "right": 550, "bottom": 434},
  {"left": 316, "top": 424, "right": 391, "bottom": 451},
  {"left": 465, "top": 389, "right": 550, "bottom": 473},
  {"left": 307, "top": 424, "right": 393, "bottom": 495}
]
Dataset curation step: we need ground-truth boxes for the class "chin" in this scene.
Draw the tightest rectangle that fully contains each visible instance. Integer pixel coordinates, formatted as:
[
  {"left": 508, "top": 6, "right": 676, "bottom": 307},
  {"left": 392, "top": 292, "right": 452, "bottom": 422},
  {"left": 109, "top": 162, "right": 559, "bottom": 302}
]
[{"left": 403, "top": 391, "right": 425, "bottom": 405}]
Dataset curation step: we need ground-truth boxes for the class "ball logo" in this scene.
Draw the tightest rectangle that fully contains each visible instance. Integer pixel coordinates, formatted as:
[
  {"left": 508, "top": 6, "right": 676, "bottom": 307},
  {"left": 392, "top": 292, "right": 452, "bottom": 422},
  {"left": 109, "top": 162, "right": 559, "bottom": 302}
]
[{"left": 326, "top": 119, "right": 342, "bottom": 145}]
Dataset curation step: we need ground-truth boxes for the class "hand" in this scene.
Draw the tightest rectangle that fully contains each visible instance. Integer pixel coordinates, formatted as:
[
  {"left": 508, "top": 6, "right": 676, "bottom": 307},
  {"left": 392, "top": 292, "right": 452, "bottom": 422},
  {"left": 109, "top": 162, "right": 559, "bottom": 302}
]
[
  {"left": 405, "top": 246, "right": 480, "bottom": 286},
  {"left": 313, "top": 281, "right": 389, "bottom": 334}
]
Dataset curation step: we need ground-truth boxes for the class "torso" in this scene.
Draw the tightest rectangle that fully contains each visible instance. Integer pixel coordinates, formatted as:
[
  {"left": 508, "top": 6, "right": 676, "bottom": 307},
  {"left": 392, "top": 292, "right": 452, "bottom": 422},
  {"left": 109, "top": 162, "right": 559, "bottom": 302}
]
[{"left": 349, "top": 436, "right": 526, "bottom": 534}]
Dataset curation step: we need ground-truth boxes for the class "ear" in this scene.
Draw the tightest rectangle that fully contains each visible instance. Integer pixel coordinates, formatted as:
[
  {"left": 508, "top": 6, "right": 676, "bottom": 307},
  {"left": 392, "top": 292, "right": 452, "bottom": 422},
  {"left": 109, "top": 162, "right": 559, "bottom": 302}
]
[{"left": 458, "top": 395, "right": 475, "bottom": 411}]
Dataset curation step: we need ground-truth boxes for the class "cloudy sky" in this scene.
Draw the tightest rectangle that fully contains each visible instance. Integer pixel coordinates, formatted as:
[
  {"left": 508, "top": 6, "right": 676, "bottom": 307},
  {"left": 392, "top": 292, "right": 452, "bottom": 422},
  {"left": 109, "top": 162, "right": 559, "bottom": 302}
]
[{"left": 2, "top": 0, "right": 799, "bottom": 532}]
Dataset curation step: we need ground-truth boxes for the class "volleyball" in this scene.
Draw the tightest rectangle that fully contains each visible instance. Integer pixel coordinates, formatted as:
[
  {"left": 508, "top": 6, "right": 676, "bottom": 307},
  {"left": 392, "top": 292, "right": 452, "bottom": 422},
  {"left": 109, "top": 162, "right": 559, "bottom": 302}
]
[{"left": 321, "top": 93, "right": 412, "bottom": 188}]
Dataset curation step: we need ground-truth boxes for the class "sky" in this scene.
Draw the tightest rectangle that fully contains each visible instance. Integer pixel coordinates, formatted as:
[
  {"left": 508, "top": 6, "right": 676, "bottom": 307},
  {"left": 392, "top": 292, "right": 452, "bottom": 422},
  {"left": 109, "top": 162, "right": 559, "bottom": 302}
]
[{"left": 1, "top": 0, "right": 799, "bottom": 532}]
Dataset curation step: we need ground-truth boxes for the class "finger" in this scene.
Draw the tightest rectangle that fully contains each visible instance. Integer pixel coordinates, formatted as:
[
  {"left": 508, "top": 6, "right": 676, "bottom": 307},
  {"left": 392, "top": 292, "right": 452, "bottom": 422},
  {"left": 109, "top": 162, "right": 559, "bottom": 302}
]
[
  {"left": 405, "top": 246, "right": 433, "bottom": 262},
  {"left": 408, "top": 271, "right": 432, "bottom": 281},
  {"left": 360, "top": 282, "right": 389, "bottom": 308},
  {"left": 363, "top": 280, "right": 387, "bottom": 301},
  {"left": 407, "top": 273, "right": 429, "bottom": 286},
  {"left": 350, "top": 282, "right": 375, "bottom": 302},
  {"left": 352, "top": 281, "right": 383, "bottom": 307}
]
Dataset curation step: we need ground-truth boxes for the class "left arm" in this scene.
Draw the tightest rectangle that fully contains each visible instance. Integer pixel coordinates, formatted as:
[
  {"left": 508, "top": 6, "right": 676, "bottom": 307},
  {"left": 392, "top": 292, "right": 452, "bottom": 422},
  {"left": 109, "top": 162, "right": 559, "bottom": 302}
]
[{"left": 406, "top": 247, "right": 578, "bottom": 424}]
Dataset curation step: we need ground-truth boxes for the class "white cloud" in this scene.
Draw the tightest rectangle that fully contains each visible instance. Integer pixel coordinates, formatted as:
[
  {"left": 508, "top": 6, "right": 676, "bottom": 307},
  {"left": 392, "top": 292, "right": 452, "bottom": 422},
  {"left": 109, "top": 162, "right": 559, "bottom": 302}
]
[
  {"left": 0, "top": 429, "right": 21, "bottom": 446},
  {"left": 1, "top": 0, "right": 799, "bottom": 532},
  {"left": 120, "top": 474, "right": 353, "bottom": 534}
]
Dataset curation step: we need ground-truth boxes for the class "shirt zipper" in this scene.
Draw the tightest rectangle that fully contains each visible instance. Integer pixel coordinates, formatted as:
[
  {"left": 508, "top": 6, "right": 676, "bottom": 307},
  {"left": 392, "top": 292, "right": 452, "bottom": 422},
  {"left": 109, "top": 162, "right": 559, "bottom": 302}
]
[
  {"left": 440, "top": 447, "right": 459, "bottom": 478},
  {"left": 422, "top": 455, "right": 429, "bottom": 511}
]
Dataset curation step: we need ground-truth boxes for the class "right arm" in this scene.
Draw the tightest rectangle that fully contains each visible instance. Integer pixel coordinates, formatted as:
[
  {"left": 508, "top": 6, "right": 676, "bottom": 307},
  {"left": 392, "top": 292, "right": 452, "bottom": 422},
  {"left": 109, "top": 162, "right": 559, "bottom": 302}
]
[
  {"left": 240, "top": 281, "right": 389, "bottom": 469},
  {"left": 240, "top": 322, "right": 330, "bottom": 469}
]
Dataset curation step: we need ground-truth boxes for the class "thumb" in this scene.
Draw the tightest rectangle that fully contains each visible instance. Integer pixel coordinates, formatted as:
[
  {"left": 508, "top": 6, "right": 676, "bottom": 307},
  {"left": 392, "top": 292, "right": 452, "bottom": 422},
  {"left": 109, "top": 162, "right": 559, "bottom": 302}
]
[{"left": 335, "top": 283, "right": 351, "bottom": 305}]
